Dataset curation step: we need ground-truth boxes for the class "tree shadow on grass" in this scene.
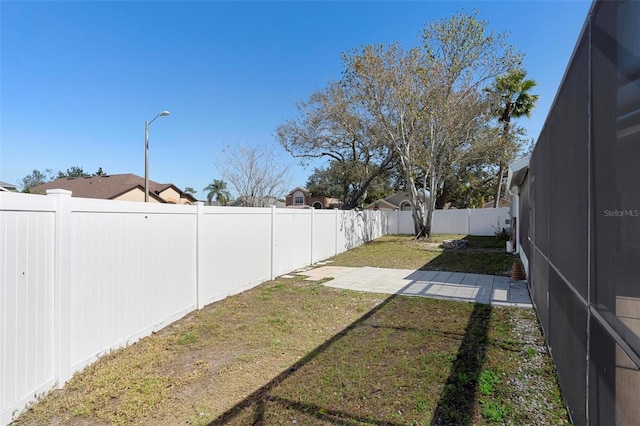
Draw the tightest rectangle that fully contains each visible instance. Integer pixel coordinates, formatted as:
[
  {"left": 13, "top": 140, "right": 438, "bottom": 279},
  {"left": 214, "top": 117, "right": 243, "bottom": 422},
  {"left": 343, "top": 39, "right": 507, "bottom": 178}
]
[
  {"left": 430, "top": 303, "right": 492, "bottom": 425},
  {"left": 208, "top": 242, "right": 495, "bottom": 425},
  {"left": 207, "top": 294, "right": 405, "bottom": 426},
  {"left": 418, "top": 235, "right": 513, "bottom": 275},
  {"left": 207, "top": 298, "right": 492, "bottom": 425}
]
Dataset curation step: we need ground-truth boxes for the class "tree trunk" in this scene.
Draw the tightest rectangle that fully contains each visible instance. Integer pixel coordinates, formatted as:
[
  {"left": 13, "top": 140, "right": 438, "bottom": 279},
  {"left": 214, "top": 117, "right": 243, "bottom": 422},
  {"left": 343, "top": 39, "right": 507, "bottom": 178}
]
[
  {"left": 494, "top": 118, "right": 511, "bottom": 208},
  {"left": 405, "top": 171, "right": 426, "bottom": 238},
  {"left": 436, "top": 179, "right": 449, "bottom": 209},
  {"left": 424, "top": 173, "right": 438, "bottom": 240},
  {"left": 493, "top": 162, "right": 505, "bottom": 208}
]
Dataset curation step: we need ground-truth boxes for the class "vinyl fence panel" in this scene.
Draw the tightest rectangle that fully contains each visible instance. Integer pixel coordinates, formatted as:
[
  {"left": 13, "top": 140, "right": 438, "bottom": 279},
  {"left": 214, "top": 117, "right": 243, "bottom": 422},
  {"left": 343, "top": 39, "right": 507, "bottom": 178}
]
[
  {"left": 468, "top": 208, "right": 510, "bottom": 236},
  {"left": 1, "top": 193, "right": 56, "bottom": 426},
  {"left": 1, "top": 192, "right": 385, "bottom": 425},
  {"left": 387, "top": 208, "right": 510, "bottom": 236},
  {"left": 67, "top": 198, "right": 198, "bottom": 372},
  {"left": 432, "top": 209, "right": 470, "bottom": 235},
  {"left": 312, "top": 210, "right": 339, "bottom": 263},
  {"left": 198, "top": 206, "right": 272, "bottom": 306},
  {"left": 273, "top": 208, "right": 313, "bottom": 276}
]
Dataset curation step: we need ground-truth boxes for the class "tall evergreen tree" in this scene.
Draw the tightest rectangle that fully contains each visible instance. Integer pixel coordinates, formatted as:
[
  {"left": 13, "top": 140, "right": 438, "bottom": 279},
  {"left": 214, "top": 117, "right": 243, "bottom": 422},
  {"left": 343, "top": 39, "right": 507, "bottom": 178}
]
[{"left": 486, "top": 68, "right": 539, "bottom": 207}]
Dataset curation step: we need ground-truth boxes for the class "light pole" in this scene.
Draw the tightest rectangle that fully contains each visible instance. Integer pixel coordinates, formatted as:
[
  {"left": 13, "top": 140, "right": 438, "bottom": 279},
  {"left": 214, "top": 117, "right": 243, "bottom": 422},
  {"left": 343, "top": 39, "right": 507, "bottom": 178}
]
[{"left": 145, "top": 110, "right": 170, "bottom": 202}]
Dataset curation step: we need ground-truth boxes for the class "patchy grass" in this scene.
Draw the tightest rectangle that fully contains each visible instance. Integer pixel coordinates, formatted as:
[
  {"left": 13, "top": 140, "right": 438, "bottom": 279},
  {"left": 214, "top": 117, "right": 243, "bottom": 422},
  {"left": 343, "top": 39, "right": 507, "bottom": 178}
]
[
  {"left": 12, "top": 235, "right": 567, "bottom": 425},
  {"left": 328, "top": 234, "right": 515, "bottom": 275}
]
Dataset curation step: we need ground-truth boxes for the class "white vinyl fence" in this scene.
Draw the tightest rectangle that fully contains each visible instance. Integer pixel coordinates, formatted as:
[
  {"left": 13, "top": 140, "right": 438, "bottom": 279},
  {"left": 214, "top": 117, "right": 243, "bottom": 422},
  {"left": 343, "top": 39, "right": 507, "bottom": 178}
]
[
  {"left": 384, "top": 207, "right": 510, "bottom": 236},
  {"left": 0, "top": 191, "right": 385, "bottom": 425}
]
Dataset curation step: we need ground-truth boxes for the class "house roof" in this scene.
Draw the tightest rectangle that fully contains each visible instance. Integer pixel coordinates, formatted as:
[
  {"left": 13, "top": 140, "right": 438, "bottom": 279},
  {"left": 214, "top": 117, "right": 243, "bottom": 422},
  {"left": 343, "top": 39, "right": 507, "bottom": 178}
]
[
  {"left": 366, "top": 191, "right": 430, "bottom": 210},
  {"left": 287, "top": 187, "right": 310, "bottom": 196},
  {"left": 365, "top": 199, "right": 398, "bottom": 210},
  {"left": 507, "top": 155, "right": 530, "bottom": 191},
  {"left": 0, "top": 181, "right": 19, "bottom": 192},
  {"left": 30, "top": 174, "right": 197, "bottom": 203}
]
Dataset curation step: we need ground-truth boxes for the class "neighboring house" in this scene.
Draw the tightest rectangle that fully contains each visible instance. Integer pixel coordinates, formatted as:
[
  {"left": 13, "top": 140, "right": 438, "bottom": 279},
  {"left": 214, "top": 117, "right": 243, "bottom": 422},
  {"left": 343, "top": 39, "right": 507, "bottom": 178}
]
[
  {"left": 285, "top": 187, "right": 341, "bottom": 209},
  {"left": 0, "top": 181, "right": 19, "bottom": 192},
  {"left": 30, "top": 174, "right": 197, "bottom": 204},
  {"left": 365, "top": 192, "right": 430, "bottom": 211}
]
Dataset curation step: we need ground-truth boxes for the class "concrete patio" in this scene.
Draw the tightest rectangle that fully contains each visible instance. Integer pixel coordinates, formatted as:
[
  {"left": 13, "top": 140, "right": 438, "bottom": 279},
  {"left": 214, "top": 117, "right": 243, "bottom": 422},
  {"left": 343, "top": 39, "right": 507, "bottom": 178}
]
[{"left": 296, "top": 265, "right": 532, "bottom": 308}]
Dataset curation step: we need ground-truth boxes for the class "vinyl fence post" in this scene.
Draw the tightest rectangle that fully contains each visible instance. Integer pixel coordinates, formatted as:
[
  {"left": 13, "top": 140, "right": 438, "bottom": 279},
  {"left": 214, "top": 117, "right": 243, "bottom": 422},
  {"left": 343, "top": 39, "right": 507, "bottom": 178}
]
[
  {"left": 47, "top": 189, "right": 72, "bottom": 388},
  {"left": 270, "top": 205, "right": 276, "bottom": 280},
  {"left": 195, "top": 202, "right": 205, "bottom": 309},
  {"left": 334, "top": 208, "right": 339, "bottom": 256},
  {"left": 467, "top": 208, "right": 472, "bottom": 235},
  {"left": 310, "top": 207, "right": 314, "bottom": 265}
]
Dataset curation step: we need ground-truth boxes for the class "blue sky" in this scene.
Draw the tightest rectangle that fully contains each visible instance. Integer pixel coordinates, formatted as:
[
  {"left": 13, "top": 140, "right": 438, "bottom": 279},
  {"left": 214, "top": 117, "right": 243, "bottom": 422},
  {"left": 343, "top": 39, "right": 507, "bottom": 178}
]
[{"left": 1, "top": 0, "right": 592, "bottom": 198}]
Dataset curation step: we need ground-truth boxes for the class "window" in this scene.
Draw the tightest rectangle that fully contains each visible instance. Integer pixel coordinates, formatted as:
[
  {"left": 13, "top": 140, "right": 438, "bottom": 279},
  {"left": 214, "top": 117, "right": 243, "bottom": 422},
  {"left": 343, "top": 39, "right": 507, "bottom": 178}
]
[{"left": 294, "top": 196, "right": 304, "bottom": 205}]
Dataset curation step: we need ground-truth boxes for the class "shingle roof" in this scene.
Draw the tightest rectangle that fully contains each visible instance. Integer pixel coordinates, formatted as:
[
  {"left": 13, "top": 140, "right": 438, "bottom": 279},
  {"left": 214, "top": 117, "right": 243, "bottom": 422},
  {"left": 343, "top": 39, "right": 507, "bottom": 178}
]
[
  {"left": 30, "top": 173, "right": 196, "bottom": 202},
  {"left": 0, "top": 181, "right": 19, "bottom": 192}
]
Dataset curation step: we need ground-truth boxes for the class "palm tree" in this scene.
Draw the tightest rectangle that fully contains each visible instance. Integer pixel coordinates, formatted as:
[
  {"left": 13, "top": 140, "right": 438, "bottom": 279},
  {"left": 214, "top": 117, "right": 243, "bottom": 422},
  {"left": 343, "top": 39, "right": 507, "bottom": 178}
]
[
  {"left": 486, "top": 68, "right": 539, "bottom": 207},
  {"left": 203, "top": 179, "right": 230, "bottom": 206}
]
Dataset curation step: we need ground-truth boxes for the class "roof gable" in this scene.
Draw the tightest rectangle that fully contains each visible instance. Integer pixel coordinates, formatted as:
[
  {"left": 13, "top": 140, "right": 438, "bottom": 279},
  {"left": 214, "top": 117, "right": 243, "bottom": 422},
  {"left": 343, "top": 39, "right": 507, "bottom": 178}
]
[{"left": 287, "top": 187, "right": 310, "bottom": 196}]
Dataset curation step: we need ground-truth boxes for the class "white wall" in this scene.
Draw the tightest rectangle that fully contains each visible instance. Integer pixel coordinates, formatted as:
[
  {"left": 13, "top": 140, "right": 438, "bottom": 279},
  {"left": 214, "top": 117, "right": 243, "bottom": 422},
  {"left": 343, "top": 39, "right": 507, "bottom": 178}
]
[
  {"left": 385, "top": 208, "right": 510, "bottom": 236},
  {"left": 0, "top": 192, "right": 384, "bottom": 425}
]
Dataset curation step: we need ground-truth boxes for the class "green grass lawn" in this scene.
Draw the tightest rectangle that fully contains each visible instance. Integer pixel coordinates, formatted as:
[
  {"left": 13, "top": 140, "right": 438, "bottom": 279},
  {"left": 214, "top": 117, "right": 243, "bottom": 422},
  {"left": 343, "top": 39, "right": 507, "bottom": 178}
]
[
  {"left": 329, "top": 234, "right": 515, "bottom": 275},
  {"left": 13, "top": 235, "right": 567, "bottom": 426}
]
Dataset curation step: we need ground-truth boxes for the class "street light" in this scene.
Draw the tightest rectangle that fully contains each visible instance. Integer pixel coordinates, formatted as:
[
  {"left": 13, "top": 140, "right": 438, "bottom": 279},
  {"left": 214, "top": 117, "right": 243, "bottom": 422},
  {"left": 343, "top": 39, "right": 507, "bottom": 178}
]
[{"left": 145, "top": 110, "right": 170, "bottom": 202}]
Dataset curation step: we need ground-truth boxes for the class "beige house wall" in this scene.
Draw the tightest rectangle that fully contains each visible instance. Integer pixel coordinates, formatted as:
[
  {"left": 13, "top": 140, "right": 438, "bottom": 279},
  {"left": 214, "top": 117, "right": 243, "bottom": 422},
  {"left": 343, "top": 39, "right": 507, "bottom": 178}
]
[
  {"left": 114, "top": 188, "right": 162, "bottom": 203},
  {"left": 159, "top": 187, "right": 181, "bottom": 204}
]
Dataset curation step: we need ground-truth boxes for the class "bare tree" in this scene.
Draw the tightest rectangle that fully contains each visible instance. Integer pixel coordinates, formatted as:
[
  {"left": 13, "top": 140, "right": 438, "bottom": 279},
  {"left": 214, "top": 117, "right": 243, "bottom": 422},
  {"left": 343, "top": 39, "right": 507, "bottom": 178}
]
[
  {"left": 277, "top": 81, "right": 395, "bottom": 209},
  {"left": 341, "top": 43, "right": 430, "bottom": 233},
  {"left": 217, "top": 143, "right": 290, "bottom": 207}
]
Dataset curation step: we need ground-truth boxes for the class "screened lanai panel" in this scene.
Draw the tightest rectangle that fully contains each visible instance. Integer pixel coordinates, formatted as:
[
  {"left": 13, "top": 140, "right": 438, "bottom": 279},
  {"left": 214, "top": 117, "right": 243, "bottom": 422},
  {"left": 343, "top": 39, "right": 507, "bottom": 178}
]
[
  {"left": 548, "top": 268, "right": 588, "bottom": 426},
  {"left": 591, "top": 0, "right": 640, "bottom": 358},
  {"left": 547, "top": 33, "right": 590, "bottom": 299},
  {"left": 531, "top": 248, "right": 549, "bottom": 332},
  {"left": 532, "top": 126, "right": 550, "bottom": 258}
]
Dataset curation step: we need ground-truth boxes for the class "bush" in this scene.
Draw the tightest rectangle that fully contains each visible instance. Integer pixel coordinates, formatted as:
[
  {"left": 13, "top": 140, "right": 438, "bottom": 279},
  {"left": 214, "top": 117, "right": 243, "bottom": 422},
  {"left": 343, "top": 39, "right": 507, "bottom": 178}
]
[{"left": 494, "top": 227, "right": 510, "bottom": 242}]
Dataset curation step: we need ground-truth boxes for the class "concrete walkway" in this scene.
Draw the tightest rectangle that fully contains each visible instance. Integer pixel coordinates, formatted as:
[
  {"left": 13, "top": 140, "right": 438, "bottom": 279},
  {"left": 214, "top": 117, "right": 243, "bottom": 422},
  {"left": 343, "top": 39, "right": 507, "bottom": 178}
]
[{"left": 296, "top": 266, "right": 532, "bottom": 308}]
